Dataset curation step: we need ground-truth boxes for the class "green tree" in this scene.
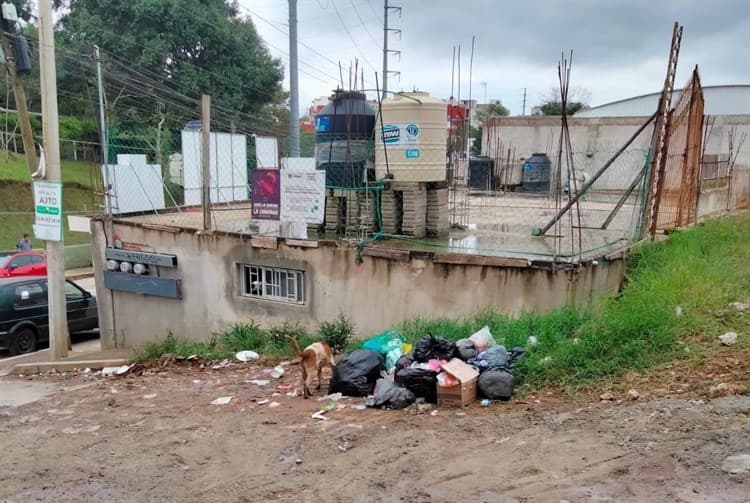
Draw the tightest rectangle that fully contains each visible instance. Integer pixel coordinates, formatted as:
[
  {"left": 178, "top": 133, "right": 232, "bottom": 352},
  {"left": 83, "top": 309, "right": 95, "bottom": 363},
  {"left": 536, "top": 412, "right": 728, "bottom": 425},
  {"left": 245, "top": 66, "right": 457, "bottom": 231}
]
[
  {"left": 56, "top": 0, "right": 284, "bottom": 129},
  {"left": 538, "top": 87, "right": 591, "bottom": 116},
  {"left": 475, "top": 100, "right": 510, "bottom": 125}
]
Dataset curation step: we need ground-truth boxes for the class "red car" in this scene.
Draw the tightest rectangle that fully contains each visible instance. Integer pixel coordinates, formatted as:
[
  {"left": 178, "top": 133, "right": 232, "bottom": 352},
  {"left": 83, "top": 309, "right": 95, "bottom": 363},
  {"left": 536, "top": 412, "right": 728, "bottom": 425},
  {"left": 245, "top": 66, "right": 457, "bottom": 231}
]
[{"left": 0, "top": 251, "right": 47, "bottom": 278}]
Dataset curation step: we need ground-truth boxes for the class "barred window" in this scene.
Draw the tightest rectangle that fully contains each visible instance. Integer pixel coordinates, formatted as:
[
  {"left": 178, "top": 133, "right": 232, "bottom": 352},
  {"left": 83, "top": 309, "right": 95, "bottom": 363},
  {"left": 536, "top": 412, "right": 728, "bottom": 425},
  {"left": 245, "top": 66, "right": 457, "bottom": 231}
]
[{"left": 240, "top": 264, "right": 305, "bottom": 304}]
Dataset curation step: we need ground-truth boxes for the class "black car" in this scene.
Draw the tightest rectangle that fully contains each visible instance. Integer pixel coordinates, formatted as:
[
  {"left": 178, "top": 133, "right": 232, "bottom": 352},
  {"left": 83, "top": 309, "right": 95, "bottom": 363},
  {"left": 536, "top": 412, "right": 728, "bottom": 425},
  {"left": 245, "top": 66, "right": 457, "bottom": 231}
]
[{"left": 0, "top": 276, "right": 98, "bottom": 355}]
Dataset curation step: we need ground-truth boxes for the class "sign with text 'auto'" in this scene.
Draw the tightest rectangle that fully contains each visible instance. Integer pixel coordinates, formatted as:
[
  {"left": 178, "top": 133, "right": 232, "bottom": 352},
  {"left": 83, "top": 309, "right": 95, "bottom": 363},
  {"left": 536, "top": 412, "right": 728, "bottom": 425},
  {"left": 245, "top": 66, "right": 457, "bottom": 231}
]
[{"left": 33, "top": 181, "right": 63, "bottom": 242}]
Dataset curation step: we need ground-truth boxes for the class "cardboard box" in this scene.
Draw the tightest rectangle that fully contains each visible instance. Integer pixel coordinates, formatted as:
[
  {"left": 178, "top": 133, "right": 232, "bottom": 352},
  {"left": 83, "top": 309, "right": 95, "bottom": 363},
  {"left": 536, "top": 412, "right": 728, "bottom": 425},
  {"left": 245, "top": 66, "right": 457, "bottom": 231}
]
[{"left": 436, "top": 358, "right": 479, "bottom": 407}]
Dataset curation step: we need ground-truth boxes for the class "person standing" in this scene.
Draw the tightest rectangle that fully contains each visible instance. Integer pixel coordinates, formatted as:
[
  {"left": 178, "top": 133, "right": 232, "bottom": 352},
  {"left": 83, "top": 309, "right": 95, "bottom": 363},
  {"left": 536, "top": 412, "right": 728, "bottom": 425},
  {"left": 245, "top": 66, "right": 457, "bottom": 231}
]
[{"left": 16, "top": 233, "right": 32, "bottom": 251}]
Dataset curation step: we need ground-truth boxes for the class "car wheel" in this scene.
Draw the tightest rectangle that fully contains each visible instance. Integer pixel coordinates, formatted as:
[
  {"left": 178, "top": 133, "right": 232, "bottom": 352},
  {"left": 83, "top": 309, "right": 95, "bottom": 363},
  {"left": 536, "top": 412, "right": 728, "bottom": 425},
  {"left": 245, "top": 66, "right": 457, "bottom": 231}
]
[{"left": 9, "top": 327, "right": 37, "bottom": 355}]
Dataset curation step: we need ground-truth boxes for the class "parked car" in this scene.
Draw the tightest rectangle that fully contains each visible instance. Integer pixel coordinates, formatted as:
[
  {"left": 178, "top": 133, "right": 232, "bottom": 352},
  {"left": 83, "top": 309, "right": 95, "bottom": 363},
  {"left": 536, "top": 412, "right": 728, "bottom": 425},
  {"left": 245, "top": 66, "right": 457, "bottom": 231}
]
[
  {"left": 0, "top": 276, "right": 98, "bottom": 355},
  {"left": 0, "top": 251, "right": 47, "bottom": 278}
]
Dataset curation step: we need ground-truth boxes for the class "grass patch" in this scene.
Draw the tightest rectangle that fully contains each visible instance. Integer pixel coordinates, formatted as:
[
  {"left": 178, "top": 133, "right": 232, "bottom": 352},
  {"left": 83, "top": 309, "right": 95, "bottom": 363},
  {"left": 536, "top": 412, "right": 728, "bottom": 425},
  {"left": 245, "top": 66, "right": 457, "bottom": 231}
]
[
  {"left": 0, "top": 150, "right": 97, "bottom": 187},
  {"left": 394, "top": 213, "right": 750, "bottom": 391}
]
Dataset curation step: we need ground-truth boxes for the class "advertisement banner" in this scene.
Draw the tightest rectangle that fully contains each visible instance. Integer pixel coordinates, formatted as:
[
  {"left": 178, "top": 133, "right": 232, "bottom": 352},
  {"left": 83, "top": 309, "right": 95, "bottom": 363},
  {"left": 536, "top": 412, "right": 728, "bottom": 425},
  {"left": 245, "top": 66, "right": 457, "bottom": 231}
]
[
  {"left": 251, "top": 169, "right": 280, "bottom": 220},
  {"left": 380, "top": 122, "right": 420, "bottom": 149}
]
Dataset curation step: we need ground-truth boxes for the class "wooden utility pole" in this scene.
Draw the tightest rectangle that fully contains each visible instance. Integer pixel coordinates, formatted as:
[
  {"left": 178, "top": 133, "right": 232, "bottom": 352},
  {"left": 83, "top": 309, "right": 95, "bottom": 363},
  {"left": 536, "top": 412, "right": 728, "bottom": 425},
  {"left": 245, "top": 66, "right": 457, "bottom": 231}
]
[
  {"left": 39, "top": 0, "right": 69, "bottom": 359},
  {"left": 201, "top": 94, "right": 211, "bottom": 231},
  {"left": 0, "top": 25, "right": 37, "bottom": 173}
]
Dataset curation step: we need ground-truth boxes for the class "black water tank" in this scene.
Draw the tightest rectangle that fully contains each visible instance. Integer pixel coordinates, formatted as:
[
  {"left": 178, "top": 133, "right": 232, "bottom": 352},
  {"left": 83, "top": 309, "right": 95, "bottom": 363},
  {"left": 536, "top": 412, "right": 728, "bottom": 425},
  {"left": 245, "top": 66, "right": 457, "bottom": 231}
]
[
  {"left": 522, "top": 153, "right": 551, "bottom": 192},
  {"left": 468, "top": 156, "right": 495, "bottom": 190},
  {"left": 314, "top": 90, "right": 375, "bottom": 187},
  {"left": 12, "top": 35, "right": 32, "bottom": 75}
]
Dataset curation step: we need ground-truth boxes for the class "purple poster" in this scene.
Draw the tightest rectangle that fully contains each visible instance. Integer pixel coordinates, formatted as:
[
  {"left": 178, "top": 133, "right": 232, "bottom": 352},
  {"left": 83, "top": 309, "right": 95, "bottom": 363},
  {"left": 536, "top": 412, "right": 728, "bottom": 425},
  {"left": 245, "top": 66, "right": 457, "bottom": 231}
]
[{"left": 251, "top": 169, "right": 280, "bottom": 220}]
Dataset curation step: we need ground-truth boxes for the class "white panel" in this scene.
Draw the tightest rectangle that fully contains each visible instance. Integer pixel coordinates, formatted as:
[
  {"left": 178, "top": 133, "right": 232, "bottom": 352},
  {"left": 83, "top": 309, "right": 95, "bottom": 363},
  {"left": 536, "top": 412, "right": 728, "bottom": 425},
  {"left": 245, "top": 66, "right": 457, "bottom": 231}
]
[
  {"left": 182, "top": 130, "right": 248, "bottom": 205},
  {"left": 103, "top": 157, "right": 166, "bottom": 214},
  {"left": 67, "top": 215, "right": 91, "bottom": 233},
  {"left": 281, "top": 157, "right": 316, "bottom": 172},
  {"left": 255, "top": 136, "right": 278, "bottom": 168}
]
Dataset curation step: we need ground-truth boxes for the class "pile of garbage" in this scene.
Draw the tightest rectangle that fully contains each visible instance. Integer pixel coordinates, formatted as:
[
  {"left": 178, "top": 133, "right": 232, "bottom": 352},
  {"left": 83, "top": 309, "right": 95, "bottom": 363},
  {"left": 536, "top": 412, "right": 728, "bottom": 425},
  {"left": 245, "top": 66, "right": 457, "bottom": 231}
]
[{"left": 328, "top": 327, "right": 525, "bottom": 410}]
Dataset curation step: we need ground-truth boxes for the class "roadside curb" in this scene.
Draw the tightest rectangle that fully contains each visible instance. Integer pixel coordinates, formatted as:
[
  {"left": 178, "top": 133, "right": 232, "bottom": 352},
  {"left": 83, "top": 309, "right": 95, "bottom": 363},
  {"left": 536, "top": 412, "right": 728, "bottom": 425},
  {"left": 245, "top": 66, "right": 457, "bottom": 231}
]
[{"left": 65, "top": 272, "right": 94, "bottom": 281}]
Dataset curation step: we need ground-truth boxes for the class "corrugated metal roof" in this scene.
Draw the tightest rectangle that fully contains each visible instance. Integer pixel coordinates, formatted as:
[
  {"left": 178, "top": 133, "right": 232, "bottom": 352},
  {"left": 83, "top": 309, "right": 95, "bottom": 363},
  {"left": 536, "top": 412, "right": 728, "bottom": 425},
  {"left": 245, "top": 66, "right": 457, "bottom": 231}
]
[{"left": 576, "top": 85, "right": 750, "bottom": 117}]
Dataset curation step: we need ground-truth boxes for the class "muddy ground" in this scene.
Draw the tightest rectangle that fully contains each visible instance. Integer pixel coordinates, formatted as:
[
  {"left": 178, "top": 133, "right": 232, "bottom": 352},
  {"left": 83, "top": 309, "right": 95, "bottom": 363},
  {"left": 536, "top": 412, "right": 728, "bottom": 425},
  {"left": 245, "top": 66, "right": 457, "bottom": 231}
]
[{"left": 0, "top": 361, "right": 748, "bottom": 503}]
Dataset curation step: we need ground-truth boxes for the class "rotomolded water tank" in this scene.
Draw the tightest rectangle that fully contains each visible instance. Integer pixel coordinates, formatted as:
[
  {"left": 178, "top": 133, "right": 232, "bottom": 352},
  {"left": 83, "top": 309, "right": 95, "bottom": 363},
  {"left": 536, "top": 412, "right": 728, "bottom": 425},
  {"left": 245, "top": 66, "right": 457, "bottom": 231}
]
[
  {"left": 468, "top": 156, "right": 495, "bottom": 190},
  {"left": 375, "top": 91, "right": 447, "bottom": 182},
  {"left": 314, "top": 90, "right": 375, "bottom": 188},
  {"left": 522, "top": 153, "right": 551, "bottom": 192}
]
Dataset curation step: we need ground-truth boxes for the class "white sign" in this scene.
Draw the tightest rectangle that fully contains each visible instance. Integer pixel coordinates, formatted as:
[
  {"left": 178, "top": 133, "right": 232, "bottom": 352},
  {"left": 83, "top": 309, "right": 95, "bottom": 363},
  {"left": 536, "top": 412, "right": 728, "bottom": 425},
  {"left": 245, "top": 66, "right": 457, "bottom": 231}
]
[
  {"left": 280, "top": 171, "right": 325, "bottom": 224},
  {"left": 33, "top": 181, "right": 63, "bottom": 242},
  {"left": 380, "top": 122, "right": 420, "bottom": 149},
  {"left": 255, "top": 136, "right": 279, "bottom": 169}
]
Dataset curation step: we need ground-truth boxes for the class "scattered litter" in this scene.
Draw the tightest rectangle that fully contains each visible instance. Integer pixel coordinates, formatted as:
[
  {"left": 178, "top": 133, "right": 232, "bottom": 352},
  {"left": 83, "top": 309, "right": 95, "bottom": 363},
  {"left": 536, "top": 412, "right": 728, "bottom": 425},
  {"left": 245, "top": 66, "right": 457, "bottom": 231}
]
[
  {"left": 481, "top": 399, "right": 492, "bottom": 407},
  {"left": 277, "top": 384, "right": 293, "bottom": 391},
  {"left": 430, "top": 410, "right": 439, "bottom": 416},
  {"left": 729, "top": 301, "right": 749, "bottom": 312},
  {"left": 101, "top": 364, "right": 133, "bottom": 377},
  {"left": 627, "top": 389, "right": 640, "bottom": 400},
  {"left": 354, "top": 404, "right": 366, "bottom": 411},
  {"left": 235, "top": 350, "right": 260, "bottom": 362},
  {"left": 268, "top": 401, "right": 281, "bottom": 408},
  {"left": 599, "top": 392, "right": 615, "bottom": 401},
  {"left": 338, "top": 442, "right": 352, "bottom": 452},
  {"left": 83, "top": 368, "right": 91, "bottom": 374},
  {"left": 323, "top": 392, "right": 343, "bottom": 401},
  {"left": 311, "top": 402, "right": 337, "bottom": 420},
  {"left": 270, "top": 365, "right": 285, "bottom": 379},
  {"left": 526, "top": 335, "right": 539, "bottom": 347},
  {"left": 247, "top": 379, "right": 270, "bottom": 387},
  {"left": 210, "top": 396, "right": 233, "bottom": 405},
  {"left": 143, "top": 393, "right": 157, "bottom": 400},
  {"left": 186, "top": 354, "right": 199, "bottom": 361},
  {"left": 192, "top": 380, "right": 201, "bottom": 384},
  {"left": 719, "top": 332, "right": 738, "bottom": 346},
  {"left": 212, "top": 359, "right": 231, "bottom": 370},
  {"left": 257, "top": 399, "right": 270, "bottom": 405},
  {"left": 286, "top": 389, "right": 299, "bottom": 397},
  {"left": 721, "top": 454, "right": 750, "bottom": 475},
  {"left": 674, "top": 306, "right": 683, "bottom": 317}
]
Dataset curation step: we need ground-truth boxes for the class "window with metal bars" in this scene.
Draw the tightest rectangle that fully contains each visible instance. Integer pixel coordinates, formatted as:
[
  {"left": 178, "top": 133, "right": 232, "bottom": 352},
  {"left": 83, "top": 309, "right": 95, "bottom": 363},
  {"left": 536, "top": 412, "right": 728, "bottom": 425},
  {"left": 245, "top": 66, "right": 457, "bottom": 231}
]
[{"left": 240, "top": 264, "right": 305, "bottom": 304}]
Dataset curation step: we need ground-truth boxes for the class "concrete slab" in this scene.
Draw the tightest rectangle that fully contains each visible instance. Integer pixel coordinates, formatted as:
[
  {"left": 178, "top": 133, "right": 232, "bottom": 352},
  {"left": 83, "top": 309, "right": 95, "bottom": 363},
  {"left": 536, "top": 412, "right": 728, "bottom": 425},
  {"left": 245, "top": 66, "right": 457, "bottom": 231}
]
[
  {"left": 11, "top": 358, "right": 130, "bottom": 375},
  {"left": 0, "top": 379, "right": 59, "bottom": 407}
]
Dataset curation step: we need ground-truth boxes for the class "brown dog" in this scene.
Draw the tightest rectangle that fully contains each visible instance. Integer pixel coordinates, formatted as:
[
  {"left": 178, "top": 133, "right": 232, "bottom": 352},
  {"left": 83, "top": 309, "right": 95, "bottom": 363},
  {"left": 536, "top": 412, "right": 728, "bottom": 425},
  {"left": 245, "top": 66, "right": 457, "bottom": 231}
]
[{"left": 284, "top": 336, "right": 336, "bottom": 399}]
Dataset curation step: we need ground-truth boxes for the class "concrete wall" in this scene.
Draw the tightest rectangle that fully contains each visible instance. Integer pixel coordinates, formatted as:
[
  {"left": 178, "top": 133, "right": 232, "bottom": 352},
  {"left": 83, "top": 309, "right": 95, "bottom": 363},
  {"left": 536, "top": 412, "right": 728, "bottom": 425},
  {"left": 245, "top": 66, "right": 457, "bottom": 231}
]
[
  {"left": 483, "top": 115, "right": 750, "bottom": 192},
  {"left": 91, "top": 221, "right": 627, "bottom": 349}
]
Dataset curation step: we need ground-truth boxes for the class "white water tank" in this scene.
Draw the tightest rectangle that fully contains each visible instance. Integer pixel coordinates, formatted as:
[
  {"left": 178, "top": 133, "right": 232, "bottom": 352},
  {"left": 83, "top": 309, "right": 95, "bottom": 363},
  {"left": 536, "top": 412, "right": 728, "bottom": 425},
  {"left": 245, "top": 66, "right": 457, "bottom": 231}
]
[{"left": 375, "top": 91, "right": 447, "bottom": 182}]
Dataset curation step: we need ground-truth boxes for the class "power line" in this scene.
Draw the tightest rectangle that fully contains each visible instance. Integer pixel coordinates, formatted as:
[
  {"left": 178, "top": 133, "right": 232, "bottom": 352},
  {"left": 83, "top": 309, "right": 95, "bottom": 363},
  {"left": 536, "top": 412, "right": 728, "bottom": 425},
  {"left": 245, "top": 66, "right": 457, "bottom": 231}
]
[
  {"left": 350, "top": 0, "right": 381, "bottom": 48},
  {"left": 330, "top": 0, "right": 378, "bottom": 72}
]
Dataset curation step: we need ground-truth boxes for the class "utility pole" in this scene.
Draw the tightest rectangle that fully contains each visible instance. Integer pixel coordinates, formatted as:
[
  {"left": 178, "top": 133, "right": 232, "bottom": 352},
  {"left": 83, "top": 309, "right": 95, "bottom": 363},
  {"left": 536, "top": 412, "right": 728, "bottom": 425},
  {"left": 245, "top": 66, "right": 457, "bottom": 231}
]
[
  {"left": 0, "top": 20, "right": 36, "bottom": 175},
  {"left": 481, "top": 81, "right": 487, "bottom": 105},
  {"left": 288, "top": 0, "right": 299, "bottom": 157},
  {"left": 94, "top": 46, "right": 111, "bottom": 215},
  {"left": 522, "top": 88, "right": 527, "bottom": 116},
  {"left": 39, "top": 0, "right": 69, "bottom": 359},
  {"left": 382, "top": 0, "right": 401, "bottom": 99},
  {"left": 201, "top": 94, "right": 211, "bottom": 231}
]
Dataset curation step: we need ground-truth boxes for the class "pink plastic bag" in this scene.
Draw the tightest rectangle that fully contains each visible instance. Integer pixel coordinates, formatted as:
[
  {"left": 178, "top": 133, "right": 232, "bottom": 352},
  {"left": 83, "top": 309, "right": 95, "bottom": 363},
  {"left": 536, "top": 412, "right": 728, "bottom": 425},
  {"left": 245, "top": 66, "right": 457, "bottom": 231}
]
[{"left": 427, "top": 359, "right": 448, "bottom": 372}]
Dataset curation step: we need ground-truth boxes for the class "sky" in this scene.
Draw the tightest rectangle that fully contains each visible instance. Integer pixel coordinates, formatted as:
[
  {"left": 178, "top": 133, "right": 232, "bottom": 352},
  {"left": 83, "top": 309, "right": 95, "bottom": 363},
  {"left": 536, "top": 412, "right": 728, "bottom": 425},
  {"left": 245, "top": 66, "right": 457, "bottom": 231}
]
[{"left": 237, "top": 0, "right": 750, "bottom": 116}]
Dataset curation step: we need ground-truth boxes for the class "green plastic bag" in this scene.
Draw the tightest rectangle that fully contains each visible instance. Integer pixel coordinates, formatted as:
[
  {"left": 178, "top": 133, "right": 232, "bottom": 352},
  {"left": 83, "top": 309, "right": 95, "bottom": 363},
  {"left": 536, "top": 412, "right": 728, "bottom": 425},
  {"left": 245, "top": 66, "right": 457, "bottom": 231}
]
[{"left": 362, "top": 329, "right": 406, "bottom": 355}]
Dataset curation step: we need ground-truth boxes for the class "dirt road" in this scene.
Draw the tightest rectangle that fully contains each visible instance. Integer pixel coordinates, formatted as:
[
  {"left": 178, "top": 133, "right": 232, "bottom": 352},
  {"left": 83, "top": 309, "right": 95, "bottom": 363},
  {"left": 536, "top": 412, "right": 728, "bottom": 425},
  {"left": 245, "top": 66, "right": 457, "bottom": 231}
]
[{"left": 0, "top": 362, "right": 748, "bottom": 503}]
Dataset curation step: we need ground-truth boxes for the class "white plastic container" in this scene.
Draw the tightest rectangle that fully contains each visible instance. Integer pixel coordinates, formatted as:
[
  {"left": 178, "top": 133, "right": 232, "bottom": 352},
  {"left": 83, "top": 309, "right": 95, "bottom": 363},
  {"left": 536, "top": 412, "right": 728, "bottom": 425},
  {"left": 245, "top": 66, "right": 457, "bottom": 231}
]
[{"left": 375, "top": 91, "right": 447, "bottom": 182}]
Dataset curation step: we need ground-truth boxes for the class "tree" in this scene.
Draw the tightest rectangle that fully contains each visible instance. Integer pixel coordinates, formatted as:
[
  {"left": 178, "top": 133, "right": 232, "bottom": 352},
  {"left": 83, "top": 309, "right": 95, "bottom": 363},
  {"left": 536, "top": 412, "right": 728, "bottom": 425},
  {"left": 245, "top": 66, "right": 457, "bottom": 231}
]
[
  {"left": 537, "top": 87, "right": 591, "bottom": 116},
  {"left": 475, "top": 100, "right": 510, "bottom": 125},
  {"left": 55, "top": 0, "right": 284, "bottom": 131}
]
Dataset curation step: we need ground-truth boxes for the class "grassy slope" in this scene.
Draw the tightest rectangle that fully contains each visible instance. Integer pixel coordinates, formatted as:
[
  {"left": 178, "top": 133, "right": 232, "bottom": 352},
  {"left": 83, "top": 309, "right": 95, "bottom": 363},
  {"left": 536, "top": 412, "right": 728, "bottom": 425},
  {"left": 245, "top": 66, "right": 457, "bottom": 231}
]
[
  {"left": 0, "top": 151, "right": 98, "bottom": 249},
  {"left": 136, "top": 212, "right": 750, "bottom": 395}
]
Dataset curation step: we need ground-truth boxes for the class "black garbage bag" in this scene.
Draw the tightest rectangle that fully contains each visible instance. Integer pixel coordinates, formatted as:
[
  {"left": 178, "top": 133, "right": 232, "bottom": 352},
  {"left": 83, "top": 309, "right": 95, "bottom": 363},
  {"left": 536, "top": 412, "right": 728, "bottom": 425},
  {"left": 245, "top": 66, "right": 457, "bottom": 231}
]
[
  {"left": 367, "top": 378, "right": 416, "bottom": 410},
  {"left": 329, "top": 349, "right": 384, "bottom": 397},
  {"left": 478, "top": 368, "right": 515, "bottom": 400},
  {"left": 455, "top": 338, "right": 478, "bottom": 361},
  {"left": 508, "top": 347, "right": 527, "bottom": 369},
  {"left": 412, "top": 334, "right": 457, "bottom": 362},
  {"left": 468, "top": 345, "right": 509, "bottom": 371},
  {"left": 395, "top": 367, "right": 438, "bottom": 403},
  {"left": 394, "top": 351, "right": 414, "bottom": 371}
]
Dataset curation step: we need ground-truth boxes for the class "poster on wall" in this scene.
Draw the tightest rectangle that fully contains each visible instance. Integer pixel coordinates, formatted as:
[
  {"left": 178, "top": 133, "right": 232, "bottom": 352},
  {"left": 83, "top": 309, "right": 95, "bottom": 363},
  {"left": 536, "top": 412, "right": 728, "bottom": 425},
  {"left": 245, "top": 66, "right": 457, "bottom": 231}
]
[
  {"left": 251, "top": 169, "right": 280, "bottom": 220},
  {"left": 380, "top": 122, "right": 420, "bottom": 149},
  {"left": 280, "top": 171, "right": 325, "bottom": 224}
]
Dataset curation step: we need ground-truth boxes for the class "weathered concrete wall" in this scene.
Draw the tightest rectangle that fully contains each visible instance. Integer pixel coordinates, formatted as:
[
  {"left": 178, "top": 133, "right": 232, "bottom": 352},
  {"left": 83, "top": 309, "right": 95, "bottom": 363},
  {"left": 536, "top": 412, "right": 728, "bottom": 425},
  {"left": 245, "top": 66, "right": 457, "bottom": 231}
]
[
  {"left": 483, "top": 115, "right": 750, "bottom": 193},
  {"left": 91, "top": 222, "right": 626, "bottom": 350}
]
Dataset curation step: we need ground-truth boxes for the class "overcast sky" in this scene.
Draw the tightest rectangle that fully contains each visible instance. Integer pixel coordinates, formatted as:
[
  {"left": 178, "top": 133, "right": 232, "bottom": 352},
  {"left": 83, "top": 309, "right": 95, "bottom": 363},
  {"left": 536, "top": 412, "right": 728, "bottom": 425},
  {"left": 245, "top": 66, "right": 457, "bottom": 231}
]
[{"left": 237, "top": 0, "right": 750, "bottom": 116}]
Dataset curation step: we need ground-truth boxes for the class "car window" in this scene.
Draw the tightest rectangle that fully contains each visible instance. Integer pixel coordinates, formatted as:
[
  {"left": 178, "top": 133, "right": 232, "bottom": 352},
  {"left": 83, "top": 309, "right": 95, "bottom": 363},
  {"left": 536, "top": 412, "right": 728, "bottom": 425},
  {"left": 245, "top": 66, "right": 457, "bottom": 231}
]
[
  {"left": 65, "top": 282, "right": 85, "bottom": 300},
  {"left": 10, "top": 255, "right": 33, "bottom": 268},
  {"left": 14, "top": 282, "right": 46, "bottom": 307},
  {"left": 31, "top": 255, "right": 45, "bottom": 264}
]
